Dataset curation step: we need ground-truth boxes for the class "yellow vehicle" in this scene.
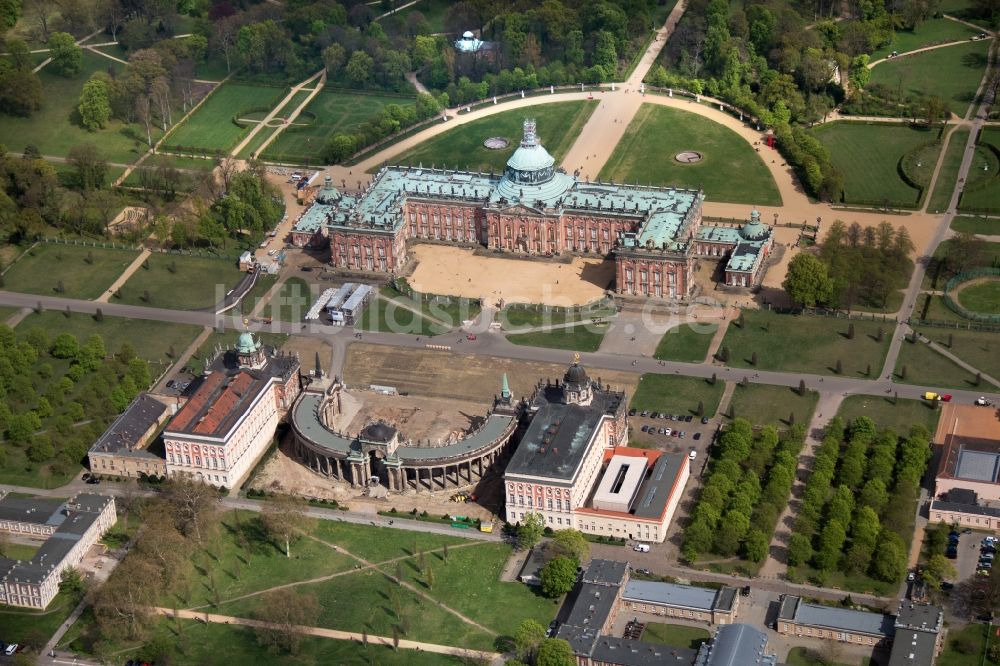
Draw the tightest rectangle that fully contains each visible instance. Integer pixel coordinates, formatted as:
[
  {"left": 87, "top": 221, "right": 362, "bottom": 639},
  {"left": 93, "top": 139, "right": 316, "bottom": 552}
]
[
  {"left": 479, "top": 521, "right": 494, "bottom": 533},
  {"left": 923, "top": 391, "right": 939, "bottom": 401}
]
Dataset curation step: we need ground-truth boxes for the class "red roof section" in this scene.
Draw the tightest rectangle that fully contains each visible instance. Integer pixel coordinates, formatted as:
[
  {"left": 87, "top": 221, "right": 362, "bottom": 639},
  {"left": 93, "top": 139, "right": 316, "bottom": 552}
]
[{"left": 168, "top": 371, "right": 264, "bottom": 437}]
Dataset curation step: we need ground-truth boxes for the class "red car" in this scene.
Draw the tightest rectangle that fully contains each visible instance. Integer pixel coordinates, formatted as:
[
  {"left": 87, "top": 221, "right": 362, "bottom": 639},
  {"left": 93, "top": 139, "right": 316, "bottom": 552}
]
[
  {"left": 466, "top": 334, "right": 477, "bottom": 341},
  {"left": 941, "top": 394, "right": 953, "bottom": 402}
]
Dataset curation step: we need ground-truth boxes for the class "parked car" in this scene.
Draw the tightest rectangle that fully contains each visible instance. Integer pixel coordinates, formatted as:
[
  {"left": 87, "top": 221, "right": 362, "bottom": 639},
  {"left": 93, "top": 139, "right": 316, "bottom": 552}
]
[
  {"left": 641, "top": 411, "right": 649, "bottom": 417},
  {"left": 650, "top": 412, "right": 659, "bottom": 419},
  {"left": 640, "top": 425, "right": 649, "bottom": 433},
  {"left": 685, "top": 415, "right": 693, "bottom": 422},
  {"left": 664, "top": 428, "right": 672, "bottom": 436},
  {"left": 633, "top": 543, "right": 650, "bottom": 553},
  {"left": 546, "top": 620, "right": 558, "bottom": 637},
  {"left": 907, "top": 571, "right": 916, "bottom": 582},
  {"left": 629, "top": 409, "right": 637, "bottom": 416},
  {"left": 740, "top": 585, "right": 751, "bottom": 597},
  {"left": 689, "top": 450, "right": 698, "bottom": 461},
  {"left": 693, "top": 433, "right": 702, "bottom": 441},
  {"left": 701, "top": 416, "right": 710, "bottom": 424},
  {"left": 4, "top": 644, "right": 17, "bottom": 656}
]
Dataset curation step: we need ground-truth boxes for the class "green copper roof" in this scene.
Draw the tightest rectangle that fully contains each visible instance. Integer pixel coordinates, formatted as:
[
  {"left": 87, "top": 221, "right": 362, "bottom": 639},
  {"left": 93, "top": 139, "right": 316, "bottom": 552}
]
[{"left": 237, "top": 330, "right": 260, "bottom": 354}]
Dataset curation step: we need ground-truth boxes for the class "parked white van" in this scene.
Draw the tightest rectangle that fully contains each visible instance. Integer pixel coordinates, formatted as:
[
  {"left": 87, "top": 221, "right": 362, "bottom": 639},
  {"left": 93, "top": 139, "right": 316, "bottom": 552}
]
[{"left": 633, "top": 543, "right": 650, "bottom": 553}]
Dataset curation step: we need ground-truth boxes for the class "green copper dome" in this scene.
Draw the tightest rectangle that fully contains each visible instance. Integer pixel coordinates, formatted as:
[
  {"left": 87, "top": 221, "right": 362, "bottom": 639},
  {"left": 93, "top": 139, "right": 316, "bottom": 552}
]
[
  {"left": 237, "top": 330, "right": 260, "bottom": 354},
  {"left": 504, "top": 119, "right": 555, "bottom": 182}
]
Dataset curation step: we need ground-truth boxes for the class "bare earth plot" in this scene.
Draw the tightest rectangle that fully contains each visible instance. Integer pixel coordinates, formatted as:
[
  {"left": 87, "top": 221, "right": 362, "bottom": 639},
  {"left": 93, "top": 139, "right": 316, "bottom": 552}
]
[{"left": 407, "top": 245, "right": 614, "bottom": 307}]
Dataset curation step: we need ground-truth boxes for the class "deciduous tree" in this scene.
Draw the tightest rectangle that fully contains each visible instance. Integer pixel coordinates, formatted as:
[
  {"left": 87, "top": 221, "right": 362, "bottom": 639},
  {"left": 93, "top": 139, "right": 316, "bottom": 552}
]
[{"left": 540, "top": 555, "right": 577, "bottom": 598}]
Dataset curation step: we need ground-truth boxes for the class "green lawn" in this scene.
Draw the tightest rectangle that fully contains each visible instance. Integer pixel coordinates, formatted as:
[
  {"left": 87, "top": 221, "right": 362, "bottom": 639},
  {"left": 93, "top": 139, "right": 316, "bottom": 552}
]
[
  {"left": 0, "top": 589, "right": 83, "bottom": 648},
  {"left": 630, "top": 373, "right": 725, "bottom": 416},
  {"left": 262, "top": 91, "right": 415, "bottom": 164},
  {"left": 15, "top": 311, "right": 201, "bottom": 363},
  {"left": 786, "top": 563, "right": 899, "bottom": 596},
  {"left": 812, "top": 122, "right": 940, "bottom": 207},
  {"left": 915, "top": 326, "right": 1000, "bottom": 382},
  {"left": 869, "top": 40, "right": 991, "bottom": 117},
  {"left": 161, "top": 510, "right": 356, "bottom": 609},
  {"left": 117, "top": 253, "right": 245, "bottom": 310},
  {"left": 68, "top": 612, "right": 468, "bottom": 665},
  {"left": 872, "top": 18, "right": 978, "bottom": 59},
  {"left": 237, "top": 88, "right": 313, "bottom": 160},
  {"left": 392, "top": 0, "right": 454, "bottom": 33},
  {"left": 261, "top": 277, "right": 311, "bottom": 321},
  {"left": 653, "top": 323, "right": 717, "bottom": 362},
  {"left": 500, "top": 303, "right": 615, "bottom": 331},
  {"left": 951, "top": 216, "right": 1000, "bottom": 234},
  {"left": 938, "top": 623, "right": 1000, "bottom": 666},
  {"left": 383, "top": 542, "right": 556, "bottom": 640},
  {"left": 718, "top": 310, "right": 892, "bottom": 377},
  {"left": 835, "top": 394, "right": 941, "bottom": 435},
  {"left": 957, "top": 278, "right": 1000, "bottom": 312},
  {"left": 893, "top": 336, "right": 986, "bottom": 389},
  {"left": 600, "top": 104, "right": 781, "bottom": 206},
  {"left": 786, "top": 646, "right": 875, "bottom": 666},
  {"left": 724, "top": 384, "right": 819, "bottom": 427},
  {"left": 960, "top": 128, "right": 1000, "bottom": 213},
  {"left": 0, "top": 51, "right": 155, "bottom": 162},
  {"left": 311, "top": 520, "right": 469, "bottom": 564},
  {"left": 217, "top": 566, "right": 495, "bottom": 650},
  {"left": 235, "top": 273, "right": 278, "bottom": 317},
  {"left": 388, "top": 101, "right": 598, "bottom": 174},
  {"left": 359, "top": 297, "right": 449, "bottom": 337},
  {"left": 164, "top": 83, "right": 288, "bottom": 153},
  {"left": 3, "top": 243, "right": 140, "bottom": 300},
  {"left": 506, "top": 323, "right": 608, "bottom": 352},
  {"left": 928, "top": 127, "right": 969, "bottom": 213},
  {"left": 381, "top": 285, "right": 481, "bottom": 329},
  {"left": 640, "top": 623, "right": 710, "bottom": 651},
  {"left": 2, "top": 542, "right": 40, "bottom": 560}
]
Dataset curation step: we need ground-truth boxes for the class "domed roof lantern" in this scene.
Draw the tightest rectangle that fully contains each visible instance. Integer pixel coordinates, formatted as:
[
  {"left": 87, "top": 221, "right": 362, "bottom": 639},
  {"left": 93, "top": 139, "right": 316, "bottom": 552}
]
[{"left": 563, "top": 353, "right": 588, "bottom": 386}]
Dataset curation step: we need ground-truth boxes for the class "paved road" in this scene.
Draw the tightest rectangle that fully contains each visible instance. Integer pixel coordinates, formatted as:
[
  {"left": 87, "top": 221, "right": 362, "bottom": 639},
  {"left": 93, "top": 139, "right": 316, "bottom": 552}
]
[{"left": 2, "top": 290, "right": 997, "bottom": 406}]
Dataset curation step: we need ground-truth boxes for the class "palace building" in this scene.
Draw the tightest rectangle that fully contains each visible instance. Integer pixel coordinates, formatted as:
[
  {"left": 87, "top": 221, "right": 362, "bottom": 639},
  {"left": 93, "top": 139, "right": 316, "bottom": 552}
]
[
  {"left": 291, "top": 120, "right": 774, "bottom": 298},
  {"left": 163, "top": 329, "right": 302, "bottom": 489}
]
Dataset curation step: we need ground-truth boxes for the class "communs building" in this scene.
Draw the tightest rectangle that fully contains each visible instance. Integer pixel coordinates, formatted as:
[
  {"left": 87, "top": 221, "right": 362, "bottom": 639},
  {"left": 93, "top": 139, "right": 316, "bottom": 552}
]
[
  {"left": 0, "top": 492, "right": 116, "bottom": 609},
  {"left": 163, "top": 329, "right": 302, "bottom": 489},
  {"left": 777, "top": 595, "right": 944, "bottom": 665},
  {"left": 555, "top": 559, "right": 755, "bottom": 666},
  {"left": 291, "top": 120, "right": 774, "bottom": 298},
  {"left": 87, "top": 393, "right": 171, "bottom": 479}
]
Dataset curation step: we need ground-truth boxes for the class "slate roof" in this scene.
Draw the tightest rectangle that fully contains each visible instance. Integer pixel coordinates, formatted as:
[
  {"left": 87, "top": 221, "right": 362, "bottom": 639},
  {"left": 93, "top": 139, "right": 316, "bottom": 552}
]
[{"left": 89, "top": 393, "right": 167, "bottom": 459}]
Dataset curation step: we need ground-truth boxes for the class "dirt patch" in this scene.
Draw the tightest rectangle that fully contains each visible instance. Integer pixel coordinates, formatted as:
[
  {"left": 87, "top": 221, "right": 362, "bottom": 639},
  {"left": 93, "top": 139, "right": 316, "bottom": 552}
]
[
  {"left": 333, "top": 390, "right": 491, "bottom": 443},
  {"left": 343, "top": 343, "right": 640, "bottom": 403},
  {"left": 407, "top": 244, "right": 614, "bottom": 307}
]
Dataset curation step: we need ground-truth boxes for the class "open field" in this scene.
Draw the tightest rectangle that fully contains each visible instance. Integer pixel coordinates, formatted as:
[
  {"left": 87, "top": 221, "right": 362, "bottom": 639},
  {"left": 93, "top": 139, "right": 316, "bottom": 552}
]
[
  {"left": 653, "top": 323, "right": 717, "bottom": 362},
  {"left": 0, "top": 52, "right": 153, "bottom": 162},
  {"left": 2, "top": 243, "right": 140, "bottom": 300},
  {"left": 343, "top": 342, "right": 640, "bottom": 404},
  {"left": 786, "top": 647, "right": 875, "bottom": 666},
  {"left": 630, "top": 373, "right": 725, "bottom": 416},
  {"left": 836, "top": 394, "right": 941, "bottom": 434},
  {"left": 956, "top": 278, "right": 1000, "bottom": 312},
  {"left": 640, "top": 623, "right": 710, "bottom": 651},
  {"left": 599, "top": 104, "right": 781, "bottom": 206},
  {"left": 506, "top": 323, "right": 609, "bottom": 352},
  {"left": 868, "top": 40, "right": 990, "bottom": 117},
  {"left": 812, "top": 122, "right": 939, "bottom": 207},
  {"left": 872, "top": 18, "right": 978, "bottom": 59},
  {"left": 15, "top": 311, "right": 201, "bottom": 363},
  {"left": 164, "top": 83, "right": 287, "bottom": 153},
  {"left": 893, "top": 336, "right": 985, "bottom": 389},
  {"left": 382, "top": 283, "right": 482, "bottom": 329},
  {"left": 390, "top": 101, "right": 598, "bottom": 173},
  {"left": 262, "top": 91, "right": 415, "bottom": 164},
  {"left": 380, "top": 541, "right": 555, "bottom": 639},
  {"left": 915, "top": 326, "right": 1000, "bottom": 381},
  {"left": 724, "top": 384, "right": 819, "bottom": 427},
  {"left": 262, "top": 276, "right": 311, "bottom": 321},
  {"left": 391, "top": 0, "right": 454, "bottom": 33},
  {"left": 959, "top": 128, "right": 1000, "bottom": 212},
  {"left": 500, "top": 303, "right": 616, "bottom": 331},
  {"left": 928, "top": 127, "right": 969, "bottom": 212},
  {"left": 718, "top": 310, "right": 892, "bottom": 377},
  {"left": 117, "top": 253, "right": 244, "bottom": 310},
  {"left": 217, "top": 562, "right": 495, "bottom": 650},
  {"left": 408, "top": 245, "right": 614, "bottom": 307},
  {"left": 951, "top": 216, "right": 1000, "bottom": 234},
  {"left": 359, "top": 297, "right": 449, "bottom": 337},
  {"left": 0, "top": 589, "right": 82, "bottom": 648},
  {"left": 938, "top": 623, "right": 1000, "bottom": 666},
  {"left": 80, "top": 618, "right": 468, "bottom": 666}
]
